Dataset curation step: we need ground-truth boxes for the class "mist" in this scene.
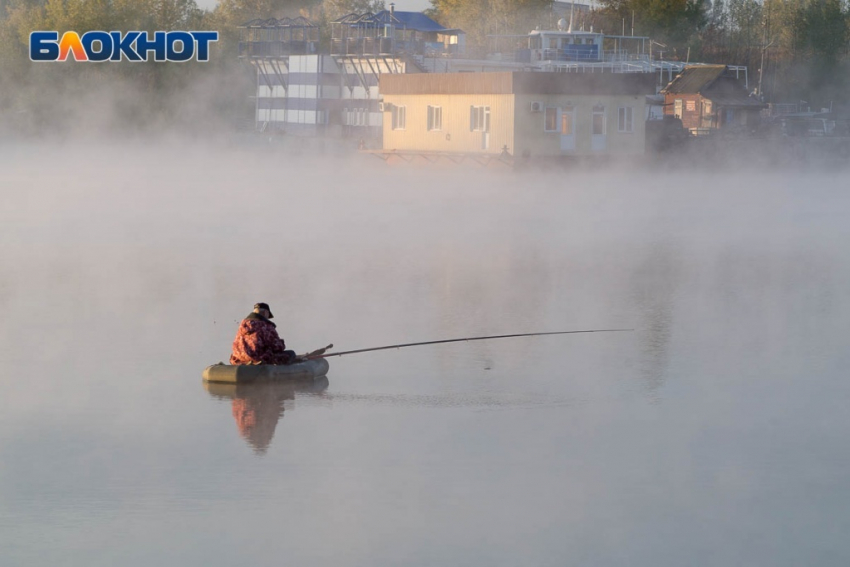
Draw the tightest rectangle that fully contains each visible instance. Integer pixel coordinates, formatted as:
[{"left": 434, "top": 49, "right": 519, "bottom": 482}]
[
  {"left": 1, "top": 133, "right": 849, "bottom": 565},
  {"left": 0, "top": 0, "right": 847, "bottom": 558}
]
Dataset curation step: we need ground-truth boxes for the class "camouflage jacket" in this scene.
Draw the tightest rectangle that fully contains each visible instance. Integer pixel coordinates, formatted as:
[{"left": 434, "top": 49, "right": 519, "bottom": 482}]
[{"left": 230, "top": 312, "right": 291, "bottom": 365}]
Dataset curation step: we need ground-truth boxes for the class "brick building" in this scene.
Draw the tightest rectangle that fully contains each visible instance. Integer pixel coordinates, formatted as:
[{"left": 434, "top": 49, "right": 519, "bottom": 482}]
[{"left": 661, "top": 65, "right": 766, "bottom": 135}]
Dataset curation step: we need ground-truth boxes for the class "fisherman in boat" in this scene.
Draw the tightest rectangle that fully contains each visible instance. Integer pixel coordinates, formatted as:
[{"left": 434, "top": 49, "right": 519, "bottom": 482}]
[{"left": 230, "top": 302, "right": 298, "bottom": 365}]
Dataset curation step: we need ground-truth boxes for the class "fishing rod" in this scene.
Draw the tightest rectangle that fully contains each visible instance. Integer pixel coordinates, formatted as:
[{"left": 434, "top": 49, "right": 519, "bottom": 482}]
[{"left": 305, "top": 329, "right": 633, "bottom": 360}]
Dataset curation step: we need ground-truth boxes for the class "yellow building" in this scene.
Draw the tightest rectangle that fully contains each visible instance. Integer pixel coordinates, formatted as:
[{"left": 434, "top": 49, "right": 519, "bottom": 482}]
[{"left": 380, "top": 72, "right": 656, "bottom": 158}]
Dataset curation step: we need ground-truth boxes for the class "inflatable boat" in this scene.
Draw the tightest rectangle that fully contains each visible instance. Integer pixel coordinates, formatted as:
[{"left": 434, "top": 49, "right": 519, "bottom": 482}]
[
  {"left": 202, "top": 358, "right": 330, "bottom": 384},
  {"left": 203, "top": 375, "right": 330, "bottom": 399}
]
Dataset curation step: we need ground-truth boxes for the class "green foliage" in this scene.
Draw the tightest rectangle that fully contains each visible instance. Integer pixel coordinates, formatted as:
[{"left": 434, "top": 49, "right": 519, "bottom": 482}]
[
  {"left": 322, "top": 0, "right": 385, "bottom": 21},
  {"left": 596, "top": 0, "right": 708, "bottom": 50},
  {"left": 796, "top": 0, "right": 848, "bottom": 62},
  {"left": 0, "top": 0, "right": 258, "bottom": 136},
  {"left": 793, "top": 0, "right": 849, "bottom": 98},
  {"left": 214, "top": 0, "right": 318, "bottom": 27},
  {"left": 0, "top": 0, "right": 848, "bottom": 134}
]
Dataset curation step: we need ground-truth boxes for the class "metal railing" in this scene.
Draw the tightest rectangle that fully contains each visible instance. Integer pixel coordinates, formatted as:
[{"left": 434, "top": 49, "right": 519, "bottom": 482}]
[{"left": 239, "top": 41, "right": 318, "bottom": 57}]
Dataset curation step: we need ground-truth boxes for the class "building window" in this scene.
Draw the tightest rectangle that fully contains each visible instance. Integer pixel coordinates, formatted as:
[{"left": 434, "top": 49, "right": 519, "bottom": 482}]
[
  {"left": 544, "top": 107, "right": 558, "bottom": 132},
  {"left": 674, "top": 99, "right": 683, "bottom": 119},
  {"left": 392, "top": 105, "right": 406, "bottom": 130},
  {"left": 592, "top": 105, "right": 606, "bottom": 135},
  {"left": 618, "top": 106, "right": 633, "bottom": 132},
  {"left": 427, "top": 105, "right": 442, "bottom": 131},
  {"left": 345, "top": 108, "right": 368, "bottom": 126},
  {"left": 470, "top": 105, "right": 490, "bottom": 132}
]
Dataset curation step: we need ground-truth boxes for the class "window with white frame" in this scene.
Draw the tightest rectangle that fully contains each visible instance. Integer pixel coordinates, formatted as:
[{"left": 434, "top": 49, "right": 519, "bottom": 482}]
[
  {"left": 391, "top": 105, "right": 406, "bottom": 130},
  {"left": 544, "top": 107, "right": 558, "bottom": 132},
  {"left": 592, "top": 105, "right": 606, "bottom": 135},
  {"left": 618, "top": 106, "right": 634, "bottom": 132},
  {"left": 470, "top": 105, "right": 490, "bottom": 132},
  {"left": 427, "top": 105, "right": 442, "bottom": 131}
]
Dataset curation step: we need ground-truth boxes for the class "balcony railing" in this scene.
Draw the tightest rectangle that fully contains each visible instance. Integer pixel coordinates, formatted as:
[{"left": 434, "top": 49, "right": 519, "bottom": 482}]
[
  {"left": 239, "top": 41, "right": 319, "bottom": 57},
  {"left": 330, "top": 37, "right": 456, "bottom": 57}
]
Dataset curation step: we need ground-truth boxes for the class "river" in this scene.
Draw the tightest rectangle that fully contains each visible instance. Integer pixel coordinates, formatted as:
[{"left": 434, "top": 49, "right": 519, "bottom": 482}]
[{"left": 1, "top": 141, "right": 849, "bottom": 566}]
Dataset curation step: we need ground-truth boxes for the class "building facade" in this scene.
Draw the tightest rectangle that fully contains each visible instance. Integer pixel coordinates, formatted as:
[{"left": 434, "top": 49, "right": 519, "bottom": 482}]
[
  {"left": 241, "top": 11, "right": 464, "bottom": 140},
  {"left": 662, "top": 65, "right": 765, "bottom": 135},
  {"left": 380, "top": 72, "right": 656, "bottom": 158},
  {"left": 254, "top": 54, "right": 400, "bottom": 138}
]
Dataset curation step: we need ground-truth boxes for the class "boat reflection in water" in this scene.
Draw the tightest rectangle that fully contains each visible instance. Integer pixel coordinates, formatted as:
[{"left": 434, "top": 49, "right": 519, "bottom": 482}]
[{"left": 203, "top": 377, "right": 330, "bottom": 454}]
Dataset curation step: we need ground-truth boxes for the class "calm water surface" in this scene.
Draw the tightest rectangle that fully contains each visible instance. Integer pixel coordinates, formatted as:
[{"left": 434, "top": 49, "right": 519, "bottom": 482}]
[{"left": 1, "top": 143, "right": 849, "bottom": 566}]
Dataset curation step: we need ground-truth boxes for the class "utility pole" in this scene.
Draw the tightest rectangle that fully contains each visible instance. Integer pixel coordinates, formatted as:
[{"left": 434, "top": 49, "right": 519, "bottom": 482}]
[{"left": 649, "top": 40, "right": 667, "bottom": 87}]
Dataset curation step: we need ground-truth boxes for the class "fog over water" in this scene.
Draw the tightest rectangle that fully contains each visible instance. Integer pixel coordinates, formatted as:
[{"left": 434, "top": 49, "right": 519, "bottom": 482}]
[{"left": 2, "top": 141, "right": 850, "bottom": 566}]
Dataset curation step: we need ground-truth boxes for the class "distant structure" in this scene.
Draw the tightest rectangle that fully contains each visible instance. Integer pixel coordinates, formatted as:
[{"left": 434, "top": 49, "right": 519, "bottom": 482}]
[
  {"left": 239, "top": 7, "right": 465, "bottom": 140},
  {"left": 330, "top": 9, "right": 465, "bottom": 57},
  {"left": 237, "top": 7, "right": 753, "bottom": 149},
  {"left": 238, "top": 16, "right": 320, "bottom": 58},
  {"left": 661, "top": 65, "right": 766, "bottom": 135},
  {"left": 481, "top": 27, "right": 744, "bottom": 87},
  {"left": 379, "top": 71, "right": 656, "bottom": 160}
]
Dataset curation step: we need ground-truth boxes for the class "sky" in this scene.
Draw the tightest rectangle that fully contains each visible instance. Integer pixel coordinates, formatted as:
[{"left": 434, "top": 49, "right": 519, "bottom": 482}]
[{"left": 194, "top": 0, "right": 432, "bottom": 12}]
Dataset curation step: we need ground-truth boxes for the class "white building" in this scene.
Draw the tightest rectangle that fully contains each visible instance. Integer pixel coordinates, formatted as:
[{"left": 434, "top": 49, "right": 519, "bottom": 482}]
[{"left": 242, "top": 10, "right": 465, "bottom": 140}]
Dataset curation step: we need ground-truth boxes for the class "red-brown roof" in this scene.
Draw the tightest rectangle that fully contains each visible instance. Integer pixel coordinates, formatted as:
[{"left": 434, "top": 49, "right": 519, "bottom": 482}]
[
  {"left": 662, "top": 65, "right": 765, "bottom": 108},
  {"left": 662, "top": 65, "right": 733, "bottom": 94}
]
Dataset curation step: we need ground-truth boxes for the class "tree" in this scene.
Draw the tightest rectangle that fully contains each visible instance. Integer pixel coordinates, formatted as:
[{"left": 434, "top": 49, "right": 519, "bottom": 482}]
[
  {"left": 214, "top": 0, "right": 317, "bottom": 26},
  {"left": 794, "top": 0, "right": 849, "bottom": 100},
  {"left": 429, "top": 0, "right": 552, "bottom": 55},
  {"left": 597, "top": 0, "right": 708, "bottom": 51},
  {"left": 322, "top": 0, "right": 384, "bottom": 21}
]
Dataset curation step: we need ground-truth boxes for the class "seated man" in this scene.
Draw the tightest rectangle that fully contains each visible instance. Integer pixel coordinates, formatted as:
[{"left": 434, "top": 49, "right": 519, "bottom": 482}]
[{"left": 230, "top": 302, "right": 297, "bottom": 365}]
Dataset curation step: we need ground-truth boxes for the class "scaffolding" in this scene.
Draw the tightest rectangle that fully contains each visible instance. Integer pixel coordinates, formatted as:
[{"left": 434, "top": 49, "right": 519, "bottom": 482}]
[
  {"left": 239, "top": 17, "right": 320, "bottom": 58},
  {"left": 337, "top": 55, "right": 406, "bottom": 98}
]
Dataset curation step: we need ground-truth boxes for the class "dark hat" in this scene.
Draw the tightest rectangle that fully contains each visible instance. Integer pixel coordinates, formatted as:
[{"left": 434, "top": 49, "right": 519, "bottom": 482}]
[{"left": 254, "top": 302, "right": 274, "bottom": 318}]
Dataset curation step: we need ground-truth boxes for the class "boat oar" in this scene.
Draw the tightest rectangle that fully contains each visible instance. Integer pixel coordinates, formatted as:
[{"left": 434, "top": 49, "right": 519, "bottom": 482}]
[{"left": 310, "top": 329, "right": 633, "bottom": 359}]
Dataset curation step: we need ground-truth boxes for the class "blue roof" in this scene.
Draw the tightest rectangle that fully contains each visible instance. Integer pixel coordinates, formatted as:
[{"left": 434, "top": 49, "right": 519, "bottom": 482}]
[
  {"left": 335, "top": 10, "right": 452, "bottom": 33},
  {"left": 380, "top": 11, "right": 447, "bottom": 32}
]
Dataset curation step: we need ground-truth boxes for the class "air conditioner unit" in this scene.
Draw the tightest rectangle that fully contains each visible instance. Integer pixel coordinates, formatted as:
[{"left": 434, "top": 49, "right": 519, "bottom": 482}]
[{"left": 530, "top": 101, "right": 543, "bottom": 113}]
